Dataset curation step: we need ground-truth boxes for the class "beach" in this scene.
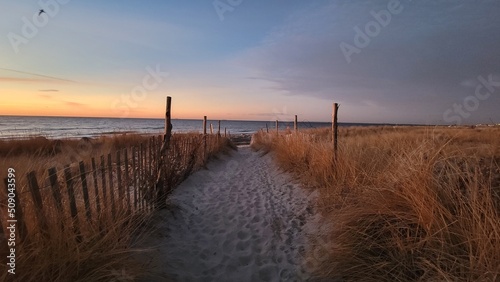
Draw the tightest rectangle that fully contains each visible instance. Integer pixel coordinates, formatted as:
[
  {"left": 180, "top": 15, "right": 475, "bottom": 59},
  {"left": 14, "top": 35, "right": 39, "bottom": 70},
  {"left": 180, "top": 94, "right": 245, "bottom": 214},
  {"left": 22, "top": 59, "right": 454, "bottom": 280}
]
[
  {"left": 136, "top": 146, "right": 319, "bottom": 281},
  {"left": 3, "top": 1, "right": 499, "bottom": 280},
  {"left": 1, "top": 126, "right": 499, "bottom": 281}
]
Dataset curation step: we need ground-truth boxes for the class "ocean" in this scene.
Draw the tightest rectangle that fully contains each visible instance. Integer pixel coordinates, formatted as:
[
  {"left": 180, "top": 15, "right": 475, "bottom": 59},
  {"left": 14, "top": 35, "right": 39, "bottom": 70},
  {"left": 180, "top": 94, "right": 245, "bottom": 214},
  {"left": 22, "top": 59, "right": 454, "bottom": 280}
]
[{"left": 0, "top": 116, "right": 394, "bottom": 140}]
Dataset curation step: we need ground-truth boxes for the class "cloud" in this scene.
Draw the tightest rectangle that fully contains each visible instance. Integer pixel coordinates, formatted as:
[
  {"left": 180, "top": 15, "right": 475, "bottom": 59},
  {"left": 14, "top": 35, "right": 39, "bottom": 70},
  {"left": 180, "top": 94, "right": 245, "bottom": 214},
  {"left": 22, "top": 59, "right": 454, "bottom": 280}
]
[
  {"left": 0, "top": 68, "right": 76, "bottom": 83},
  {"left": 37, "top": 95, "right": 86, "bottom": 108},
  {"left": 39, "top": 89, "right": 59, "bottom": 92},
  {"left": 38, "top": 93, "right": 54, "bottom": 99},
  {"left": 65, "top": 101, "right": 86, "bottom": 107},
  {"left": 234, "top": 0, "right": 500, "bottom": 123},
  {"left": 247, "top": 112, "right": 290, "bottom": 117},
  {"left": 0, "top": 77, "right": 47, "bottom": 83}
]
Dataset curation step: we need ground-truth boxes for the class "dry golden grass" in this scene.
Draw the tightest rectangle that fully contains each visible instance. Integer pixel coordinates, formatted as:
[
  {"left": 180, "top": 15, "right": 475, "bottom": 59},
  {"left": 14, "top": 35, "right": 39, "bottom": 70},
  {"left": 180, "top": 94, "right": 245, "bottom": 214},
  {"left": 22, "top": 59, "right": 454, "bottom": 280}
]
[
  {"left": 0, "top": 211, "right": 151, "bottom": 281},
  {"left": 0, "top": 133, "right": 233, "bottom": 281},
  {"left": 252, "top": 126, "right": 500, "bottom": 281}
]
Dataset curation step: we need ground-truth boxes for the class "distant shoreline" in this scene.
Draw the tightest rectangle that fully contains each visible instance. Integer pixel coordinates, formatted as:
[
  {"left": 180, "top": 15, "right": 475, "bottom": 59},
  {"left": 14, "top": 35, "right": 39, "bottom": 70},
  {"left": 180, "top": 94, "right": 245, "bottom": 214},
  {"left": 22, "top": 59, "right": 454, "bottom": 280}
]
[
  {"left": 0, "top": 114, "right": 432, "bottom": 125},
  {"left": 1, "top": 123, "right": 497, "bottom": 141},
  {"left": 2, "top": 115, "right": 431, "bottom": 140}
]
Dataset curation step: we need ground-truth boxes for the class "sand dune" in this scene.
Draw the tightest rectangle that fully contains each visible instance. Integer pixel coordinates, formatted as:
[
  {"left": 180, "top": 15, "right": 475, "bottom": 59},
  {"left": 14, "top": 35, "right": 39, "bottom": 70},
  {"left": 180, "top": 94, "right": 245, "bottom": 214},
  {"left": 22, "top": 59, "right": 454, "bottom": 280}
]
[{"left": 138, "top": 146, "right": 319, "bottom": 282}]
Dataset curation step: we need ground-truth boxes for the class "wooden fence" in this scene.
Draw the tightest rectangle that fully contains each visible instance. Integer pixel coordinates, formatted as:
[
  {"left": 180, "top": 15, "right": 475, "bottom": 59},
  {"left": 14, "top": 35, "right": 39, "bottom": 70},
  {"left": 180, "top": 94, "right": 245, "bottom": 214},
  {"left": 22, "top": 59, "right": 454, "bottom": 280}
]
[{"left": 0, "top": 133, "right": 224, "bottom": 243}]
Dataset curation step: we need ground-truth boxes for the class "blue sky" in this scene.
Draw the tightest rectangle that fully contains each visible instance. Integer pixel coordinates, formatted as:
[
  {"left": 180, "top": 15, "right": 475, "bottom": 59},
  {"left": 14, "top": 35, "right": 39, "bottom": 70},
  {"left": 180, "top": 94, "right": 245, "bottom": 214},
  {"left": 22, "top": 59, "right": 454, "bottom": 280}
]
[{"left": 1, "top": 0, "right": 500, "bottom": 124}]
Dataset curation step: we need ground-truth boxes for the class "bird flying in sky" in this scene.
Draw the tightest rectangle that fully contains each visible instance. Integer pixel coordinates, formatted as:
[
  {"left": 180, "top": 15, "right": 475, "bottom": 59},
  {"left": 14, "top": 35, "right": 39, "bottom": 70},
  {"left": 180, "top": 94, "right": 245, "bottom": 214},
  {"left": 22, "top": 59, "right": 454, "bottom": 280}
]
[{"left": 39, "top": 9, "right": 45, "bottom": 16}]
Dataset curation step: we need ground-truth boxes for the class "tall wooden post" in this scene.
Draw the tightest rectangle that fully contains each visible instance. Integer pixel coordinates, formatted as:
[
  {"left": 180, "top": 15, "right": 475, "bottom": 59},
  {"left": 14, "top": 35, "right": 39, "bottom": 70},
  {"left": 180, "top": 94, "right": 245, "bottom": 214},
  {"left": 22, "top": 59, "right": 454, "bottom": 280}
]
[
  {"left": 333, "top": 103, "right": 339, "bottom": 157},
  {"left": 294, "top": 115, "right": 298, "bottom": 132},
  {"left": 165, "top": 96, "right": 172, "bottom": 144},
  {"left": 203, "top": 116, "right": 207, "bottom": 164},
  {"left": 210, "top": 123, "right": 214, "bottom": 135},
  {"left": 276, "top": 120, "right": 279, "bottom": 134},
  {"left": 155, "top": 96, "right": 172, "bottom": 209},
  {"left": 203, "top": 116, "right": 207, "bottom": 135},
  {"left": 216, "top": 120, "right": 221, "bottom": 143}
]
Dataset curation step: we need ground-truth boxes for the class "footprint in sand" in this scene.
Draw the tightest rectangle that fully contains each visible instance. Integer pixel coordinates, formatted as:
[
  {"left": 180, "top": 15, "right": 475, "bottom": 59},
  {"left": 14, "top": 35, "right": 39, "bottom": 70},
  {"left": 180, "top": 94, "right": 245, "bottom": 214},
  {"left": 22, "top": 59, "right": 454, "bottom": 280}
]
[
  {"left": 137, "top": 146, "right": 318, "bottom": 281},
  {"left": 237, "top": 230, "right": 251, "bottom": 241}
]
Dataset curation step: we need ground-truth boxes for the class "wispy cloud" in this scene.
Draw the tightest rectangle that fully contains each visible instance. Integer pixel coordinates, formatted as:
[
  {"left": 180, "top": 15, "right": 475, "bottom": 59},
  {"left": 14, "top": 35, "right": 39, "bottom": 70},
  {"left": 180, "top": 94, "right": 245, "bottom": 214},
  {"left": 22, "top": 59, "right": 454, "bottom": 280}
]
[
  {"left": 247, "top": 112, "right": 285, "bottom": 117},
  {"left": 38, "top": 93, "right": 54, "bottom": 99},
  {"left": 0, "top": 68, "right": 76, "bottom": 83},
  {"left": 65, "top": 101, "right": 86, "bottom": 107},
  {"left": 0, "top": 77, "right": 47, "bottom": 83}
]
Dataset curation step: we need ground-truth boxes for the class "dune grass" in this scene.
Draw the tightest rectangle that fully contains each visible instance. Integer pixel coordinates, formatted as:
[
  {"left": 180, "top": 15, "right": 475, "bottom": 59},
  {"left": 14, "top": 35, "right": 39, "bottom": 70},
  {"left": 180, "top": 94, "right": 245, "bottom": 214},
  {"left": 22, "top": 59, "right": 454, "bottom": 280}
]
[
  {"left": 0, "top": 133, "right": 233, "bottom": 281},
  {"left": 252, "top": 126, "right": 500, "bottom": 281}
]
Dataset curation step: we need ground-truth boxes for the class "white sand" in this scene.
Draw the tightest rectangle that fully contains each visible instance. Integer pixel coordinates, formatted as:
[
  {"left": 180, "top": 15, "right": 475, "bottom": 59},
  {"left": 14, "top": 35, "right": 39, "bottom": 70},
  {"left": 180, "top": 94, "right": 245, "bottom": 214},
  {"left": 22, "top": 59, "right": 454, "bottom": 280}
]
[{"left": 138, "top": 146, "right": 319, "bottom": 282}]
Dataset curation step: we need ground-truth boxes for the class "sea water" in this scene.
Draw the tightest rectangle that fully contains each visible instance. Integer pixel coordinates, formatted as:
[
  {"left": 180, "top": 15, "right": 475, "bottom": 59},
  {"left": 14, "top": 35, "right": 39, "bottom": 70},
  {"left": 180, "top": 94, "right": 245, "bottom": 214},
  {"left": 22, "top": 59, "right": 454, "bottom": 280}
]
[{"left": 0, "top": 116, "right": 355, "bottom": 139}]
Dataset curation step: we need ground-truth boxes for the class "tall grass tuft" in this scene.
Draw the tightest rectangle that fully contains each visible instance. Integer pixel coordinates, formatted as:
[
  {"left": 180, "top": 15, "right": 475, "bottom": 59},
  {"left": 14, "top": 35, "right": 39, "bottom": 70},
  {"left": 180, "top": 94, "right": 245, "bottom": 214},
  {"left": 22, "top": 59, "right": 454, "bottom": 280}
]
[{"left": 252, "top": 126, "right": 500, "bottom": 281}]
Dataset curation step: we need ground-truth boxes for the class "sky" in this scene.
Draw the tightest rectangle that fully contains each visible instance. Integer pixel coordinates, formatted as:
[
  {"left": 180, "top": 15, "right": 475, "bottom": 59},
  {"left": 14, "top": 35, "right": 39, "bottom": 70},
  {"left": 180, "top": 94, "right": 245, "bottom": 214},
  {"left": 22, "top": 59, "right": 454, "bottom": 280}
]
[{"left": 1, "top": 0, "right": 500, "bottom": 124}]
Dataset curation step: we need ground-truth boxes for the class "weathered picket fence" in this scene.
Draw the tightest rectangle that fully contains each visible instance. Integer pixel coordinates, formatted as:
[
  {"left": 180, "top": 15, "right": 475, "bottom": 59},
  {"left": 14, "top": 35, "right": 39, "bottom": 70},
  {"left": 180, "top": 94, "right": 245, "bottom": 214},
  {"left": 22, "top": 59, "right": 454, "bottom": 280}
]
[{"left": 0, "top": 133, "right": 224, "bottom": 244}]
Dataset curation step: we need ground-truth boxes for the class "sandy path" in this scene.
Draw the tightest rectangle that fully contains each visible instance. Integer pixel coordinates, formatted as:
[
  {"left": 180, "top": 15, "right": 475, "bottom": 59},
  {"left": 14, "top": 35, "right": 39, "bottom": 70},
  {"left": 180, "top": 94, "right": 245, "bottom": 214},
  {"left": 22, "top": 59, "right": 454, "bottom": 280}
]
[{"left": 138, "top": 146, "right": 317, "bottom": 282}]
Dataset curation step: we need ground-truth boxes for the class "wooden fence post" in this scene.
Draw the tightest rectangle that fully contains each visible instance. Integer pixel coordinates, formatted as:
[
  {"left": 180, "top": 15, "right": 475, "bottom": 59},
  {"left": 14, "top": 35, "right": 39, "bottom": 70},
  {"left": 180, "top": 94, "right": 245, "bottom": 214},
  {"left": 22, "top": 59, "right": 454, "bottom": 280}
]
[
  {"left": 142, "top": 142, "right": 148, "bottom": 211},
  {"left": 218, "top": 120, "right": 221, "bottom": 137},
  {"left": 46, "top": 167, "right": 67, "bottom": 234},
  {"left": 154, "top": 97, "right": 172, "bottom": 209},
  {"left": 100, "top": 155, "right": 108, "bottom": 214},
  {"left": 78, "top": 161, "right": 92, "bottom": 222},
  {"left": 210, "top": 123, "right": 213, "bottom": 135},
  {"left": 155, "top": 136, "right": 159, "bottom": 163},
  {"left": 149, "top": 141, "right": 152, "bottom": 212},
  {"left": 147, "top": 138, "right": 152, "bottom": 176},
  {"left": 203, "top": 116, "right": 207, "bottom": 164},
  {"left": 165, "top": 96, "right": 172, "bottom": 141},
  {"left": 63, "top": 165, "right": 82, "bottom": 242},
  {"left": 27, "top": 171, "right": 49, "bottom": 237},
  {"left": 333, "top": 102, "right": 339, "bottom": 157},
  {"left": 203, "top": 116, "right": 207, "bottom": 135},
  {"left": 276, "top": 120, "right": 279, "bottom": 134},
  {"left": 294, "top": 115, "right": 298, "bottom": 132},
  {"left": 90, "top": 158, "right": 103, "bottom": 231},
  {"left": 116, "top": 151, "right": 123, "bottom": 212},
  {"left": 48, "top": 168, "right": 64, "bottom": 215},
  {"left": 90, "top": 158, "right": 101, "bottom": 215},
  {"left": 107, "top": 154, "right": 116, "bottom": 217},
  {"left": 139, "top": 143, "right": 145, "bottom": 211},
  {"left": 124, "top": 148, "right": 131, "bottom": 214},
  {"left": 132, "top": 146, "right": 138, "bottom": 212},
  {"left": 147, "top": 138, "right": 152, "bottom": 211},
  {"left": 46, "top": 167, "right": 66, "bottom": 235},
  {"left": 135, "top": 147, "right": 140, "bottom": 212}
]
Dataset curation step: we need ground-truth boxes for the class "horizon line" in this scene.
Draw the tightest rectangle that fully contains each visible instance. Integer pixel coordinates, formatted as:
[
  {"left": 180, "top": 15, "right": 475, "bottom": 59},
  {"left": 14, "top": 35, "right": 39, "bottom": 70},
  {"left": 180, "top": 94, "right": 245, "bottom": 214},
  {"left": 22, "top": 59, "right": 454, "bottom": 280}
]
[{"left": 0, "top": 114, "right": 446, "bottom": 126}]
